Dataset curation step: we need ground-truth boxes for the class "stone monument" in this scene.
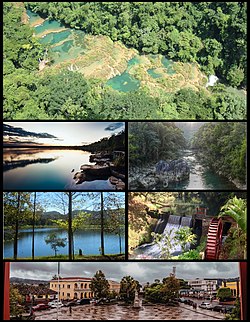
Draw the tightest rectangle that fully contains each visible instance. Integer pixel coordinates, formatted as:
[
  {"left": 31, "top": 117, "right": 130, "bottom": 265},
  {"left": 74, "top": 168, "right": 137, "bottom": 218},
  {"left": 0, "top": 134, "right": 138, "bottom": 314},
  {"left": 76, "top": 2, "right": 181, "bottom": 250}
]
[{"left": 133, "top": 290, "right": 142, "bottom": 309}]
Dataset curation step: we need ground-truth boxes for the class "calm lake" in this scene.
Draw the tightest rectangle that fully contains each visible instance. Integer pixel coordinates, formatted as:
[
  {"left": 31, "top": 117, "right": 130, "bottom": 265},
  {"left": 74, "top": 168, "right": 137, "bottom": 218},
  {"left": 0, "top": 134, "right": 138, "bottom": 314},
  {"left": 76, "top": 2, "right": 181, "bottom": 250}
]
[
  {"left": 4, "top": 227, "right": 125, "bottom": 258},
  {"left": 3, "top": 148, "right": 116, "bottom": 190}
]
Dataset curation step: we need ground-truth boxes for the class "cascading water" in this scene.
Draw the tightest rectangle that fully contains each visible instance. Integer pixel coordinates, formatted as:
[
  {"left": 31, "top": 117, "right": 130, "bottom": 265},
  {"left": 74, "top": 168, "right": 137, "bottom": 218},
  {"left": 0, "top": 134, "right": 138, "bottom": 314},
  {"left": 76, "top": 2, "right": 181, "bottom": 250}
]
[
  {"left": 181, "top": 216, "right": 192, "bottom": 227},
  {"left": 154, "top": 215, "right": 169, "bottom": 234},
  {"left": 162, "top": 215, "right": 182, "bottom": 255},
  {"left": 133, "top": 215, "right": 193, "bottom": 259}
]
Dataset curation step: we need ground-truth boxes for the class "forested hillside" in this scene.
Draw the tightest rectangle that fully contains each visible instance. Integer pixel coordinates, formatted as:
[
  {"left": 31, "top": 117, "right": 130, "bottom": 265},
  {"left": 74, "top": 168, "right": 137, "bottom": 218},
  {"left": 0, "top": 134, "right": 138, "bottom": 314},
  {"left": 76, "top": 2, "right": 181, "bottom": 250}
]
[
  {"left": 83, "top": 131, "right": 125, "bottom": 152},
  {"left": 129, "top": 122, "right": 186, "bottom": 165},
  {"left": 3, "top": 2, "right": 247, "bottom": 120},
  {"left": 191, "top": 122, "right": 246, "bottom": 184}
]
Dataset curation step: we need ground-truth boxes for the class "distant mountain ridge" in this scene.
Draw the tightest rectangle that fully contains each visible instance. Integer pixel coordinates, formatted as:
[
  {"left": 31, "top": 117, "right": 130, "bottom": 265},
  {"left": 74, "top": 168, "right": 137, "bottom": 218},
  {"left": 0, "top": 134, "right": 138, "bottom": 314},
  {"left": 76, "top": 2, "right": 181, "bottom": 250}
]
[
  {"left": 10, "top": 277, "right": 49, "bottom": 285},
  {"left": 42, "top": 208, "right": 124, "bottom": 221}
]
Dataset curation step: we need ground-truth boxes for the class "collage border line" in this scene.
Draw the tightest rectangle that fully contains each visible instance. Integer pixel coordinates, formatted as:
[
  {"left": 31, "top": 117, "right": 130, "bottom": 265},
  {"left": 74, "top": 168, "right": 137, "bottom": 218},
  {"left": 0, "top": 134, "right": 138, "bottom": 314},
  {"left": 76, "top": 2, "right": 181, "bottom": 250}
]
[{"left": 2, "top": 120, "right": 247, "bottom": 263}]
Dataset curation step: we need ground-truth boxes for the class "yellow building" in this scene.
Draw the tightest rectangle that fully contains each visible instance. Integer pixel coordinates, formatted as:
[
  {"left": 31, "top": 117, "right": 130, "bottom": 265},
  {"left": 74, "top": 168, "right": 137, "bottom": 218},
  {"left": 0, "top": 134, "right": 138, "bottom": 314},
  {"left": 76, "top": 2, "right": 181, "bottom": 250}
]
[
  {"left": 222, "top": 280, "right": 240, "bottom": 298},
  {"left": 50, "top": 277, "right": 120, "bottom": 300},
  {"left": 108, "top": 280, "right": 121, "bottom": 293}
]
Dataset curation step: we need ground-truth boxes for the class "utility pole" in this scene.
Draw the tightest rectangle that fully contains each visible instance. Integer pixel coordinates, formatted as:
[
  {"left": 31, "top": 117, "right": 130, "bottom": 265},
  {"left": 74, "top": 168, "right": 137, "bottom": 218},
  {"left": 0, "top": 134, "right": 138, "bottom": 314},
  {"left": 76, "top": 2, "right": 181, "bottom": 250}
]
[{"left": 57, "top": 262, "right": 60, "bottom": 320}]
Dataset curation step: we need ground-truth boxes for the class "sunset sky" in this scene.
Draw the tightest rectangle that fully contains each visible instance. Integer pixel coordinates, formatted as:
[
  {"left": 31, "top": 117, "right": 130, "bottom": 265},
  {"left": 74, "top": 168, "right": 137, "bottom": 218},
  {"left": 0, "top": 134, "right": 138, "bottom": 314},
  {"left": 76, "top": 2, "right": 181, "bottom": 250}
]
[{"left": 3, "top": 122, "right": 125, "bottom": 146}]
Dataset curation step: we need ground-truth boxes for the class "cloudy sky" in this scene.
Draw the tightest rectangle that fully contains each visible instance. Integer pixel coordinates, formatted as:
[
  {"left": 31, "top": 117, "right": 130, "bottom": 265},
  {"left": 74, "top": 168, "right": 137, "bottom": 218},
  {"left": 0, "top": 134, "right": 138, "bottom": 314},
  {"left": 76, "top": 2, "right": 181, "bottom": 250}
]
[
  {"left": 3, "top": 122, "right": 125, "bottom": 146},
  {"left": 10, "top": 262, "right": 240, "bottom": 284}
]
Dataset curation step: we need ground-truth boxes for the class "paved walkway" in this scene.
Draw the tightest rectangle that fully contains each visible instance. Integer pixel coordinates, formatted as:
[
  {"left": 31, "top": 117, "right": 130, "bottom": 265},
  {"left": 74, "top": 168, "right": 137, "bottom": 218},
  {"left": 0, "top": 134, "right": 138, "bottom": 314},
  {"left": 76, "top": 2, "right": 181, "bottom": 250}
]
[{"left": 34, "top": 304, "right": 225, "bottom": 320}]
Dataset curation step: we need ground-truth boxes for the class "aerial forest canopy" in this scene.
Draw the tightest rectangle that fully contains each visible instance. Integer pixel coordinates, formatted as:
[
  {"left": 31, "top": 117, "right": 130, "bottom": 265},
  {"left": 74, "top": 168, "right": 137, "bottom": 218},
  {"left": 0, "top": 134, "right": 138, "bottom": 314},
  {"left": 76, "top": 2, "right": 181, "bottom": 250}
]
[{"left": 3, "top": 2, "right": 247, "bottom": 120}]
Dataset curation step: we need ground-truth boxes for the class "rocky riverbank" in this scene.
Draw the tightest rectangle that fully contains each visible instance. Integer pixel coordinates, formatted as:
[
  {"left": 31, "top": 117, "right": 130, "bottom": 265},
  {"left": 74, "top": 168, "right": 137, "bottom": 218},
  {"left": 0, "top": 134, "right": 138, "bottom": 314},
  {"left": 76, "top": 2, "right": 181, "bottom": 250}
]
[
  {"left": 129, "top": 159, "right": 190, "bottom": 190},
  {"left": 72, "top": 152, "right": 125, "bottom": 190}
]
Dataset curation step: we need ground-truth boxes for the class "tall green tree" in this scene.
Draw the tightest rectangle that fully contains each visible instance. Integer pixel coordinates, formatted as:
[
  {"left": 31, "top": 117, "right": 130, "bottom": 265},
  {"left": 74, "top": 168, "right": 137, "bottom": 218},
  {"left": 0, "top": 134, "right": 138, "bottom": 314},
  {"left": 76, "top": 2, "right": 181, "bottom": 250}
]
[
  {"left": 119, "top": 276, "right": 140, "bottom": 303},
  {"left": 90, "top": 270, "right": 110, "bottom": 299}
]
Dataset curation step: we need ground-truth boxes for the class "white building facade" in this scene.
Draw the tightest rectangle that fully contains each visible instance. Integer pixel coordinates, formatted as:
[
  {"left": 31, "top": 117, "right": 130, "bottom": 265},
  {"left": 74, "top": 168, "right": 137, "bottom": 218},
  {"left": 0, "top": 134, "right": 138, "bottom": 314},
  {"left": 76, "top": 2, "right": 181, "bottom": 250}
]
[{"left": 187, "top": 278, "right": 218, "bottom": 293}]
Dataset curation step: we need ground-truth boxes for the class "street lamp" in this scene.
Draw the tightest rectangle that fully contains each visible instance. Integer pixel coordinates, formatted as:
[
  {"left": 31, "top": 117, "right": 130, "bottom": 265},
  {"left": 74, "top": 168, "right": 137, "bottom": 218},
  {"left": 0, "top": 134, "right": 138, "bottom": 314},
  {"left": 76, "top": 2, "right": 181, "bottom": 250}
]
[{"left": 207, "top": 282, "right": 213, "bottom": 302}]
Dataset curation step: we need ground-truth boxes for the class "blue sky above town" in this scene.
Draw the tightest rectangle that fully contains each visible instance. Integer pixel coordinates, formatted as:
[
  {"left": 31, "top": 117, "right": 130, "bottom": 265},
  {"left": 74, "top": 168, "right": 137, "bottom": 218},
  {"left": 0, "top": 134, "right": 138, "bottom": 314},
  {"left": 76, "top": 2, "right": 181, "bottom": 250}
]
[{"left": 3, "top": 122, "right": 125, "bottom": 146}]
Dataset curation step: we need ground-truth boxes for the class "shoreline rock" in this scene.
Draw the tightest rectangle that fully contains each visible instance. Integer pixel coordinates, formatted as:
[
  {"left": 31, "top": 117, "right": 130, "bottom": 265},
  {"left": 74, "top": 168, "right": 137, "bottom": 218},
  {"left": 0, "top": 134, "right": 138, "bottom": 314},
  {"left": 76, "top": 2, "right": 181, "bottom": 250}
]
[
  {"left": 72, "top": 152, "right": 126, "bottom": 190},
  {"left": 129, "top": 159, "right": 190, "bottom": 190}
]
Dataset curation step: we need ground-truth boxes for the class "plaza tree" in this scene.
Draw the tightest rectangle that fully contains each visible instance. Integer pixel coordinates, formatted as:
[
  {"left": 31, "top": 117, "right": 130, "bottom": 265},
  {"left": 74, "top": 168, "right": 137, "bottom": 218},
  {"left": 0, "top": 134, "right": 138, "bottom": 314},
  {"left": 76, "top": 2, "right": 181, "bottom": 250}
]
[
  {"left": 10, "top": 286, "right": 24, "bottom": 317},
  {"left": 119, "top": 276, "right": 141, "bottom": 303},
  {"left": 217, "top": 288, "right": 232, "bottom": 302},
  {"left": 145, "top": 276, "right": 180, "bottom": 303},
  {"left": 90, "top": 270, "right": 110, "bottom": 299}
]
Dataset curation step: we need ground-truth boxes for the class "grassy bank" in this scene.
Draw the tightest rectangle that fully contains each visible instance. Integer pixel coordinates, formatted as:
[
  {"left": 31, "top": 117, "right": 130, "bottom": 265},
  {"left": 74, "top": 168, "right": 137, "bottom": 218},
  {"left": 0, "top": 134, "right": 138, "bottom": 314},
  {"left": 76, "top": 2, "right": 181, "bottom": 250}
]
[{"left": 5, "top": 254, "right": 125, "bottom": 260}]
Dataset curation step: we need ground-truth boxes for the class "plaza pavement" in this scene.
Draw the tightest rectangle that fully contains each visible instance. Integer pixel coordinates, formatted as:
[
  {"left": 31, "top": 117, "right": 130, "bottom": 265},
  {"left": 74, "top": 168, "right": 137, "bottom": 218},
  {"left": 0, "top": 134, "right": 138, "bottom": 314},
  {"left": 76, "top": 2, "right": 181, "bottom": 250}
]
[{"left": 34, "top": 303, "right": 225, "bottom": 320}]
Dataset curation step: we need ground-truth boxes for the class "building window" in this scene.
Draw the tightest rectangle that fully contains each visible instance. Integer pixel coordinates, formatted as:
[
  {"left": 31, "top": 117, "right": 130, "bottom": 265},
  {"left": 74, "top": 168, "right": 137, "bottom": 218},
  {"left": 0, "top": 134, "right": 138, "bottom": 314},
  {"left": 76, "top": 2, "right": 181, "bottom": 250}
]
[
  {"left": 84, "top": 283, "right": 87, "bottom": 289},
  {"left": 74, "top": 293, "right": 77, "bottom": 299},
  {"left": 81, "top": 283, "right": 83, "bottom": 289},
  {"left": 62, "top": 284, "right": 64, "bottom": 288},
  {"left": 62, "top": 292, "right": 64, "bottom": 296},
  {"left": 67, "top": 293, "right": 70, "bottom": 299},
  {"left": 67, "top": 285, "right": 70, "bottom": 289},
  {"left": 74, "top": 283, "right": 77, "bottom": 289},
  {"left": 51, "top": 284, "right": 53, "bottom": 288}
]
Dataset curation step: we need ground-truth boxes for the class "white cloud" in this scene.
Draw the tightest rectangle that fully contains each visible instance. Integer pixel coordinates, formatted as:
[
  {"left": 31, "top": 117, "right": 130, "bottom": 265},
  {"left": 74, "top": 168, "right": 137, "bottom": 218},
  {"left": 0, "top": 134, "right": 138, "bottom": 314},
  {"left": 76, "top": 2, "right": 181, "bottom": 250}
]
[{"left": 10, "top": 262, "right": 240, "bottom": 284}]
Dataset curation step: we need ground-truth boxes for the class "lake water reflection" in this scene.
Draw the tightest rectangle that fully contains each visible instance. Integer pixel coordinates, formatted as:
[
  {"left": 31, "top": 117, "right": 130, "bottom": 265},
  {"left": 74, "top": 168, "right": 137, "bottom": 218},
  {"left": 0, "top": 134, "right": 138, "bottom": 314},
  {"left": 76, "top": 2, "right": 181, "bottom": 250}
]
[
  {"left": 3, "top": 148, "right": 115, "bottom": 190},
  {"left": 4, "top": 227, "right": 125, "bottom": 258}
]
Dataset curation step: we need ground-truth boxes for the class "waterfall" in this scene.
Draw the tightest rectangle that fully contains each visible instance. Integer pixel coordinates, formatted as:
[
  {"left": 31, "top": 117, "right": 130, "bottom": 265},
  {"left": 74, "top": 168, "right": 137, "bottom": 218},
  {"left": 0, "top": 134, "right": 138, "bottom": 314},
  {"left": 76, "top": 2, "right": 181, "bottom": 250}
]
[
  {"left": 133, "top": 215, "right": 193, "bottom": 259},
  {"left": 154, "top": 215, "right": 169, "bottom": 234},
  {"left": 181, "top": 216, "right": 192, "bottom": 227},
  {"left": 163, "top": 215, "right": 182, "bottom": 255}
]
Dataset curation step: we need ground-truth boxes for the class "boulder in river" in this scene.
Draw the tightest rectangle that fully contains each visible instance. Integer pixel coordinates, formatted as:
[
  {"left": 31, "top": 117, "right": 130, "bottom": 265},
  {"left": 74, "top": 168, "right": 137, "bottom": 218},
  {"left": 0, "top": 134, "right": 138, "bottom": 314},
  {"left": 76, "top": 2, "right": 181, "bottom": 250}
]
[{"left": 129, "top": 159, "right": 190, "bottom": 190}]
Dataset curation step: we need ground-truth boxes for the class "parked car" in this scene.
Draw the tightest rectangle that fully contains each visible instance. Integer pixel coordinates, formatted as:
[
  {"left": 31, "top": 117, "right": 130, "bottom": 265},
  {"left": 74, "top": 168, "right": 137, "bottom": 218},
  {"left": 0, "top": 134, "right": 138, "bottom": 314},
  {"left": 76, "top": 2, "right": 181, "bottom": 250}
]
[
  {"left": 212, "top": 305, "right": 224, "bottom": 312},
  {"left": 178, "top": 298, "right": 186, "bottom": 303},
  {"left": 223, "top": 305, "right": 236, "bottom": 314},
  {"left": 48, "top": 300, "right": 64, "bottom": 308},
  {"left": 64, "top": 301, "right": 77, "bottom": 307},
  {"left": 199, "top": 302, "right": 213, "bottom": 309},
  {"left": 76, "top": 299, "right": 91, "bottom": 305},
  {"left": 32, "top": 304, "right": 50, "bottom": 311}
]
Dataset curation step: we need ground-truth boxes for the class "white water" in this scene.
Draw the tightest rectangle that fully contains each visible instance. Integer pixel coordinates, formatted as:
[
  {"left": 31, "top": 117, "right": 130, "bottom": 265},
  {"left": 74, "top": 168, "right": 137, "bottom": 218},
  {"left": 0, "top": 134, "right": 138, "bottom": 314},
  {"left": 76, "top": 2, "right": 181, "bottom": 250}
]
[{"left": 133, "top": 215, "right": 192, "bottom": 258}]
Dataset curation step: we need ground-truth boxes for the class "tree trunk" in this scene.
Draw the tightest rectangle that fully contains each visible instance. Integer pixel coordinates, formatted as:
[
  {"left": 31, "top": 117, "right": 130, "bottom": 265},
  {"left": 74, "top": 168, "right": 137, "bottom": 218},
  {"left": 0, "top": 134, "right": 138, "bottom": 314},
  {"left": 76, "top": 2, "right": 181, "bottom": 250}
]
[
  {"left": 100, "top": 192, "right": 105, "bottom": 256},
  {"left": 68, "top": 192, "right": 73, "bottom": 260},
  {"left": 14, "top": 193, "right": 21, "bottom": 260},
  {"left": 119, "top": 228, "right": 122, "bottom": 254},
  {"left": 32, "top": 192, "right": 36, "bottom": 260}
]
